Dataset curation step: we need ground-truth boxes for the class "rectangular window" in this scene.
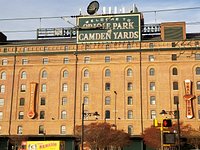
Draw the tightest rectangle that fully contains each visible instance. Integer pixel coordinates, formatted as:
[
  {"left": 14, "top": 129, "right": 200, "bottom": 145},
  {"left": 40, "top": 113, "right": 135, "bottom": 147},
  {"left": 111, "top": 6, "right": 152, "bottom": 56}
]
[
  {"left": 149, "top": 55, "right": 155, "bottom": 62},
  {"left": 2, "top": 59, "right": 8, "bottom": 65},
  {"left": 18, "top": 112, "right": 24, "bottom": 119},
  {"left": 105, "top": 56, "right": 110, "bottom": 63},
  {"left": 17, "top": 126, "right": 23, "bottom": 134},
  {"left": 63, "top": 58, "right": 69, "bottom": 64},
  {"left": 151, "top": 110, "right": 156, "bottom": 119},
  {"left": 150, "top": 82, "right": 155, "bottom": 91},
  {"left": 173, "top": 82, "right": 178, "bottom": 90},
  {"left": 149, "top": 43, "right": 154, "bottom": 48},
  {"left": 105, "top": 83, "right": 110, "bottom": 91},
  {"left": 198, "top": 110, "right": 200, "bottom": 119},
  {"left": 150, "top": 96, "right": 156, "bottom": 105},
  {"left": 126, "top": 56, "right": 133, "bottom": 62},
  {"left": 172, "top": 54, "right": 177, "bottom": 61},
  {"left": 174, "top": 96, "right": 179, "bottom": 104},
  {"left": 84, "top": 57, "right": 90, "bottom": 63},
  {"left": 62, "top": 97, "right": 67, "bottom": 105},
  {"left": 195, "top": 54, "right": 200, "bottom": 60},
  {"left": 0, "top": 112, "right": 3, "bottom": 120},
  {"left": 41, "top": 84, "right": 47, "bottom": 92},
  {"left": 83, "top": 83, "right": 89, "bottom": 92},
  {"left": 0, "top": 98, "right": 4, "bottom": 106},
  {"left": 22, "top": 59, "right": 28, "bottom": 65},
  {"left": 40, "top": 97, "right": 46, "bottom": 105},
  {"left": 43, "top": 58, "right": 48, "bottom": 64},
  {"left": 21, "top": 84, "right": 26, "bottom": 92},
  {"left": 19, "top": 98, "right": 25, "bottom": 106},
  {"left": 40, "top": 111, "right": 45, "bottom": 119}
]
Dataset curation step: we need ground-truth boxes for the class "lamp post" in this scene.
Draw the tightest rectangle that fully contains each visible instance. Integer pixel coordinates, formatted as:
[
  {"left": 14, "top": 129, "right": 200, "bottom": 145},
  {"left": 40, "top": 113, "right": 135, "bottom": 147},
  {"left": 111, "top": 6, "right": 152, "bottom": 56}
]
[
  {"left": 81, "top": 103, "right": 100, "bottom": 150},
  {"left": 114, "top": 91, "right": 117, "bottom": 129},
  {"left": 160, "top": 101, "right": 181, "bottom": 150}
]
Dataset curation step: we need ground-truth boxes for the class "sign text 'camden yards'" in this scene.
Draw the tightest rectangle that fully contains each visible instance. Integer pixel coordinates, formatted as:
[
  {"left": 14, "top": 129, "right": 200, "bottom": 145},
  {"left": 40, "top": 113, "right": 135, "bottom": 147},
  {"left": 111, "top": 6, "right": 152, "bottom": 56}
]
[{"left": 77, "top": 13, "right": 141, "bottom": 43}]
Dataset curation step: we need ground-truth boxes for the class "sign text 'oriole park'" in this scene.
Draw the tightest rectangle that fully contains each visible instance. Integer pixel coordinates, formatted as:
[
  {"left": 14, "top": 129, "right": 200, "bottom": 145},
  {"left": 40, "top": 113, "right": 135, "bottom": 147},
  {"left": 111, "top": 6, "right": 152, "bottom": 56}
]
[{"left": 77, "top": 13, "right": 141, "bottom": 43}]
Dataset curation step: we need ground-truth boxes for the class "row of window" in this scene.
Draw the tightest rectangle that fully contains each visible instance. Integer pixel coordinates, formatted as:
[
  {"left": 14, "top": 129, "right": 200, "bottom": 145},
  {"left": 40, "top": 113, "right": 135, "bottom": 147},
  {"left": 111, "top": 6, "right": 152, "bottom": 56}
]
[{"left": 16, "top": 124, "right": 134, "bottom": 135}]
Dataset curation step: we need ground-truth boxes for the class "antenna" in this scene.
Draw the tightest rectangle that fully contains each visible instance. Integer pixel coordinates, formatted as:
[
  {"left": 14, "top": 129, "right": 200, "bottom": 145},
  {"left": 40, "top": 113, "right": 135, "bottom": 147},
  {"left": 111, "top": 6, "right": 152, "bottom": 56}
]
[{"left": 87, "top": 1, "right": 100, "bottom": 15}]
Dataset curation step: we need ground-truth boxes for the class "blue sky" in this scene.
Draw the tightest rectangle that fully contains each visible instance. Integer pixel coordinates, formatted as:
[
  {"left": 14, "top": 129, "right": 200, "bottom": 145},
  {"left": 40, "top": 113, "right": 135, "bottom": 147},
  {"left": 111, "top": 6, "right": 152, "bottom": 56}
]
[{"left": 0, "top": 0, "right": 199, "bottom": 40}]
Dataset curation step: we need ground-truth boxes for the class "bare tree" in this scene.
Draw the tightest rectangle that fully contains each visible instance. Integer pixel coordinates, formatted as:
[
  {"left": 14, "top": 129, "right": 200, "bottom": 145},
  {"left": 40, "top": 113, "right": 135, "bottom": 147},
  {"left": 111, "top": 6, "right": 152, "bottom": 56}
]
[{"left": 76, "top": 122, "right": 130, "bottom": 150}]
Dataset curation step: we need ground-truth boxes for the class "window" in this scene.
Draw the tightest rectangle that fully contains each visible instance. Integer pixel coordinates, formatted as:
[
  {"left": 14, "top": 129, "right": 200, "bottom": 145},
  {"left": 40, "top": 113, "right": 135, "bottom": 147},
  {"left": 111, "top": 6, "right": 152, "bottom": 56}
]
[
  {"left": 106, "top": 44, "right": 109, "bottom": 50},
  {"left": 0, "top": 112, "right": 3, "bottom": 120},
  {"left": 65, "top": 46, "right": 68, "bottom": 51},
  {"left": 40, "top": 111, "right": 45, "bottom": 119},
  {"left": 172, "top": 68, "right": 178, "bottom": 75},
  {"left": 84, "top": 69, "right": 89, "bottom": 77},
  {"left": 2, "top": 59, "right": 8, "bottom": 65},
  {"left": 40, "top": 97, "right": 46, "bottom": 105},
  {"left": 43, "top": 58, "right": 48, "bottom": 64},
  {"left": 62, "top": 97, "right": 67, "bottom": 105},
  {"left": 149, "top": 55, "right": 155, "bottom": 62},
  {"left": 105, "top": 83, "right": 110, "bottom": 91},
  {"left": 63, "top": 58, "right": 69, "bottom": 64},
  {"left": 127, "top": 96, "right": 133, "bottom": 105},
  {"left": 197, "top": 81, "right": 200, "bottom": 90},
  {"left": 41, "top": 84, "right": 47, "bottom": 92},
  {"left": 150, "top": 110, "right": 156, "bottom": 119},
  {"left": 19, "top": 98, "right": 25, "bottom": 106},
  {"left": 39, "top": 125, "right": 44, "bottom": 134},
  {"left": 23, "top": 47, "right": 28, "bottom": 52},
  {"left": 105, "top": 96, "right": 111, "bottom": 105},
  {"left": 127, "top": 43, "right": 131, "bottom": 49},
  {"left": 196, "top": 67, "right": 200, "bottom": 75},
  {"left": 60, "top": 125, "right": 66, "bottom": 134},
  {"left": 63, "top": 70, "right": 68, "bottom": 78},
  {"left": 17, "top": 126, "right": 23, "bottom": 134},
  {"left": 195, "top": 54, "right": 200, "bottom": 60},
  {"left": 20, "top": 84, "right": 26, "bottom": 92},
  {"left": 62, "top": 83, "right": 68, "bottom": 92},
  {"left": 0, "top": 98, "right": 4, "bottom": 106},
  {"left": 150, "top": 96, "right": 156, "bottom": 105},
  {"left": 83, "top": 83, "right": 89, "bottom": 92},
  {"left": 150, "top": 82, "right": 155, "bottom": 91},
  {"left": 149, "top": 43, "right": 154, "bottom": 48},
  {"left": 105, "top": 69, "right": 111, "bottom": 77},
  {"left": 1, "top": 72, "right": 6, "bottom": 80},
  {"left": 172, "top": 54, "right": 177, "bottom": 61},
  {"left": 198, "top": 110, "right": 200, "bottom": 119},
  {"left": 173, "top": 82, "right": 178, "bottom": 90},
  {"left": 84, "top": 57, "right": 90, "bottom": 63},
  {"left": 128, "top": 125, "right": 133, "bottom": 135},
  {"left": 22, "top": 59, "right": 28, "bottom": 65},
  {"left": 127, "top": 110, "right": 133, "bottom": 119},
  {"left": 0, "top": 85, "right": 5, "bottom": 93},
  {"left": 105, "top": 110, "right": 110, "bottom": 119},
  {"left": 21, "top": 71, "right": 27, "bottom": 79},
  {"left": 149, "top": 68, "right": 155, "bottom": 76},
  {"left": 174, "top": 96, "right": 179, "bottom": 105},
  {"left": 126, "top": 56, "right": 133, "bottom": 62},
  {"left": 61, "top": 111, "right": 67, "bottom": 119},
  {"left": 18, "top": 111, "right": 24, "bottom": 119},
  {"left": 105, "top": 56, "right": 110, "bottom": 63},
  {"left": 83, "top": 97, "right": 89, "bottom": 105},
  {"left": 198, "top": 96, "right": 200, "bottom": 105},
  {"left": 127, "top": 82, "right": 133, "bottom": 91},
  {"left": 127, "top": 68, "right": 133, "bottom": 76},
  {"left": 42, "top": 70, "right": 47, "bottom": 78}
]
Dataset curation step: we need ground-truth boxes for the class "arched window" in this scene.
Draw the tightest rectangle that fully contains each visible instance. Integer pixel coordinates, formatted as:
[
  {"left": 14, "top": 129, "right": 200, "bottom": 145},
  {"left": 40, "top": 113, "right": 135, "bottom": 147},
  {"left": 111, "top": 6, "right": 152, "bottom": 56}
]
[
  {"left": 105, "top": 110, "right": 110, "bottom": 119},
  {"left": 105, "top": 69, "right": 111, "bottom": 77},
  {"left": 127, "top": 68, "right": 133, "bottom": 76},
  {"left": 61, "top": 111, "right": 67, "bottom": 119},
  {"left": 172, "top": 68, "right": 178, "bottom": 75},
  {"left": 196, "top": 67, "right": 200, "bottom": 75},
  {"left": 63, "top": 70, "right": 68, "bottom": 78},
  {"left": 128, "top": 110, "right": 133, "bottom": 119},
  {"left": 149, "top": 68, "right": 155, "bottom": 76},
  {"left": 127, "top": 96, "right": 133, "bottom": 105},
  {"left": 84, "top": 69, "right": 89, "bottom": 77},
  {"left": 1, "top": 72, "right": 6, "bottom": 80},
  {"left": 21, "top": 71, "right": 27, "bottom": 79},
  {"left": 105, "top": 96, "right": 111, "bottom": 105},
  {"left": 42, "top": 70, "right": 47, "bottom": 78}
]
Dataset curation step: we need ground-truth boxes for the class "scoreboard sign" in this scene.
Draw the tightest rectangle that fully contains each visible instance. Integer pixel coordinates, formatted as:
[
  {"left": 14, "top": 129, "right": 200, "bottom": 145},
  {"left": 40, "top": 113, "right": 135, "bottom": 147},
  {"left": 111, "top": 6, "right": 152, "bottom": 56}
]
[{"left": 77, "top": 13, "right": 141, "bottom": 43}]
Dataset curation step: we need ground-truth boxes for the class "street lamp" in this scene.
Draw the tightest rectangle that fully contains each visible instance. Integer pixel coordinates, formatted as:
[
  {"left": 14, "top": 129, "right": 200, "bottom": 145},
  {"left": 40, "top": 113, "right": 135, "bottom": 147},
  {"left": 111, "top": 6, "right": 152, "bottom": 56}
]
[
  {"left": 160, "top": 101, "right": 181, "bottom": 150},
  {"left": 81, "top": 103, "right": 100, "bottom": 150}
]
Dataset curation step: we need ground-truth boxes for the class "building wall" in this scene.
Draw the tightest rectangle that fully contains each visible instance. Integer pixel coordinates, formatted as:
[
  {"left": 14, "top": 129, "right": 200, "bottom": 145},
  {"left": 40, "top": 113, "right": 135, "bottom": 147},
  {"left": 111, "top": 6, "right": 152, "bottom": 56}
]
[{"left": 0, "top": 40, "right": 199, "bottom": 138}]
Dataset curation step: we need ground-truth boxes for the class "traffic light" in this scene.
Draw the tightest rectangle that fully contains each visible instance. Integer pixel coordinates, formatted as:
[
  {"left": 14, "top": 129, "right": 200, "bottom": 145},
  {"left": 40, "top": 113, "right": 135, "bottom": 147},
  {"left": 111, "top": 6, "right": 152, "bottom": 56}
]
[{"left": 163, "top": 119, "right": 172, "bottom": 127}]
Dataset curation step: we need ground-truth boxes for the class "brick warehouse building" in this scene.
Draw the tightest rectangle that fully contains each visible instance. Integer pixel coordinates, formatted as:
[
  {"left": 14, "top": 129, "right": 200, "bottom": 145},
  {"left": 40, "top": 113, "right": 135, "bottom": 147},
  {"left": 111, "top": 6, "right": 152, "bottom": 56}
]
[{"left": 0, "top": 12, "right": 199, "bottom": 149}]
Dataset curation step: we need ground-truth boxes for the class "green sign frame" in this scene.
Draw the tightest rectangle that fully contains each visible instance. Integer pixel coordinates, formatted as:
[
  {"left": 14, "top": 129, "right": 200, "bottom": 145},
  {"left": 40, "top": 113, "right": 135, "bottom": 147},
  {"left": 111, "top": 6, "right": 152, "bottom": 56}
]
[{"left": 77, "top": 13, "right": 141, "bottom": 43}]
